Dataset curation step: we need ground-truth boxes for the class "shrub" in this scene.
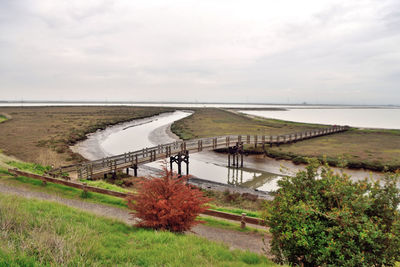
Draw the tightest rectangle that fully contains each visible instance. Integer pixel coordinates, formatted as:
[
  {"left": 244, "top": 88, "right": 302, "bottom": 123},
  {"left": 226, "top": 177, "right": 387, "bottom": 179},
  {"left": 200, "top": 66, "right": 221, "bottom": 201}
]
[
  {"left": 266, "top": 159, "right": 400, "bottom": 266},
  {"left": 126, "top": 169, "right": 210, "bottom": 232}
]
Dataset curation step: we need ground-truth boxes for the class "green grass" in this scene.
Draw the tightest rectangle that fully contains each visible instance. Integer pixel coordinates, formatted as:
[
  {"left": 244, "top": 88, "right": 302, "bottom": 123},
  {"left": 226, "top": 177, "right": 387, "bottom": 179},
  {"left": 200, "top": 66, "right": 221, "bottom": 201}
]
[
  {"left": 0, "top": 168, "right": 127, "bottom": 208},
  {"left": 198, "top": 216, "right": 267, "bottom": 234},
  {"left": 80, "top": 179, "right": 133, "bottom": 193},
  {"left": 7, "top": 160, "right": 51, "bottom": 175},
  {"left": 209, "top": 204, "right": 262, "bottom": 219},
  {"left": 0, "top": 193, "right": 275, "bottom": 266},
  {"left": 0, "top": 115, "right": 7, "bottom": 123}
]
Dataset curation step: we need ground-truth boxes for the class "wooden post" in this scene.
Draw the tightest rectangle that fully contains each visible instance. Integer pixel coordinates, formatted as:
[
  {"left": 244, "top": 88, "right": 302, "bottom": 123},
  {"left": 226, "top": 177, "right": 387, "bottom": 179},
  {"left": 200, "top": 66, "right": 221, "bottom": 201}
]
[
  {"left": 133, "top": 165, "right": 138, "bottom": 177},
  {"left": 228, "top": 153, "right": 231, "bottom": 167},
  {"left": 241, "top": 213, "right": 246, "bottom": 229},
  {"left": 186, "top": 153, "right": 189, "bottom": 175},
  {"left": 235, "top": 152, "right": 239, "bottom": 168},
  {"left": 82, "top": 182, "right": 88, "bottom": 195},
  {"left": 178, "top": 158, "right": 182, "bottom": 175}
]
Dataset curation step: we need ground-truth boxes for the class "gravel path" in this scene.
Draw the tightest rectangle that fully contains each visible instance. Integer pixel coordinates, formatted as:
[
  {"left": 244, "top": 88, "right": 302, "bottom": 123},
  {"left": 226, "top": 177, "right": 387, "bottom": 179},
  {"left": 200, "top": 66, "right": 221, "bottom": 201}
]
[{"left": 0, "top": 180, "right": 271, "bottom": 255}]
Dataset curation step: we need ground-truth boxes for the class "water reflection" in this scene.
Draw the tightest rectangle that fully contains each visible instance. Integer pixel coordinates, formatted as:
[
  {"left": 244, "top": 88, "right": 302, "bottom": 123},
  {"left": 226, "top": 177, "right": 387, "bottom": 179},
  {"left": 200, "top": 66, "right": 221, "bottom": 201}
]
[{"left": 226, "top": 166, "right": 281, "bottom": 191}]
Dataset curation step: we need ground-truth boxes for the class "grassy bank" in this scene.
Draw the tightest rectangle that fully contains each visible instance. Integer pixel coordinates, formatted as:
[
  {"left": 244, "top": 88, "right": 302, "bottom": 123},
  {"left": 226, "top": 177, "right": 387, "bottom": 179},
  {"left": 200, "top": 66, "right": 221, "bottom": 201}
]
[
  {"left": 0, "top": 156, "right": 265, "bottom": 230},
  {"left": 172, "top": 108, "right": 400, "bottom": 172},
  {"left": 171, "top": 108, "right": 323, "bottom": 140},
  {"left": 260, "top": 128, "right": 400, "bottom": 172},
  {"left": 0, "top": 193, "right": 274, "bottom": 266},
  {"left": 0, "top": 106, "right": 174, "bottom": 166}
]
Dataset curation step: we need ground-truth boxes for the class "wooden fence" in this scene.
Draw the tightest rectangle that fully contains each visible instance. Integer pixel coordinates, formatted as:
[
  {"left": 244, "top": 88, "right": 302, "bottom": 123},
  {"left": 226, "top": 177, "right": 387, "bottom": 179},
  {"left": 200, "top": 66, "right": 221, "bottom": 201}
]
[{"left": 8, "top": 169, "right": 265, "bottom": 227}]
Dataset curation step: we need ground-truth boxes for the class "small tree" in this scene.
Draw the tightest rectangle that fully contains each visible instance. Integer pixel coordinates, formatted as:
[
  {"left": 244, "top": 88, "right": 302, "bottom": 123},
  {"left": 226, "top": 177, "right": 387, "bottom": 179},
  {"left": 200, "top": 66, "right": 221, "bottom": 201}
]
[
  {"left": 127, "top": 169, "right": 210, "bottom": 232},
  {"left": 266, "top": 159, "right": 400, "bottom": 266}
]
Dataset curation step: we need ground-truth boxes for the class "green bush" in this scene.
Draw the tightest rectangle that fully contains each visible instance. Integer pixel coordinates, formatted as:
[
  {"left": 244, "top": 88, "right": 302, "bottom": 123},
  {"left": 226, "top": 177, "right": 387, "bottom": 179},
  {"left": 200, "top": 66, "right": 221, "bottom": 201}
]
[{"left": 266, "top": 159, "right": 400, "bottom": 266}]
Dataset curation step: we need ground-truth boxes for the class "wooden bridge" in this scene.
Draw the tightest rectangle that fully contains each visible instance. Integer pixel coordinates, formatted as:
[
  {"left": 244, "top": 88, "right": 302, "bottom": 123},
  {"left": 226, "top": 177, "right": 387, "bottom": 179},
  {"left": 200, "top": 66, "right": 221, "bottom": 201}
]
[{"left": 54, "top": 126, "right": 349, "bottom": 180}]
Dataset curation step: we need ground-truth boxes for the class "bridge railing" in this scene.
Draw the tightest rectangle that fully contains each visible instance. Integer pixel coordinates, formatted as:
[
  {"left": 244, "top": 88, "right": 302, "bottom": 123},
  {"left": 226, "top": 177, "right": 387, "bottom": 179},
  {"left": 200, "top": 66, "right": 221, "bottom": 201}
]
[{"left": 73, "top": 126, "right": 349, "bottom": 179}]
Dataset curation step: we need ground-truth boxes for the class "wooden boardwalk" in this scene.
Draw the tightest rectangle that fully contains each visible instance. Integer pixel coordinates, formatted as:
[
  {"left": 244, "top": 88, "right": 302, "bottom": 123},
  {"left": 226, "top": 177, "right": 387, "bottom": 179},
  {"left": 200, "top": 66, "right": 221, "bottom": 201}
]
[{"left": 55, "top": 126, "right": 349, "bottom": 179}]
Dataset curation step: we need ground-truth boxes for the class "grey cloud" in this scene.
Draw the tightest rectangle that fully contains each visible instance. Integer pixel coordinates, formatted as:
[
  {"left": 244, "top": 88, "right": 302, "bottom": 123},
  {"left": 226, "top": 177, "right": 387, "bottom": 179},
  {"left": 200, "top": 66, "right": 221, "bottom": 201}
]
[{"left": 0, "top": 0, "right": 399, "bottom": 104}]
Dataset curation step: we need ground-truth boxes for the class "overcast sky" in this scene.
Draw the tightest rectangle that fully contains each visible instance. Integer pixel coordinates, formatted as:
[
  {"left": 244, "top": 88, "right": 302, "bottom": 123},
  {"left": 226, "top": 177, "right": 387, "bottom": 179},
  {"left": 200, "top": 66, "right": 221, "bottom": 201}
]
[{"left": 0, "top": 0, "right": 399, "bottom": 104}]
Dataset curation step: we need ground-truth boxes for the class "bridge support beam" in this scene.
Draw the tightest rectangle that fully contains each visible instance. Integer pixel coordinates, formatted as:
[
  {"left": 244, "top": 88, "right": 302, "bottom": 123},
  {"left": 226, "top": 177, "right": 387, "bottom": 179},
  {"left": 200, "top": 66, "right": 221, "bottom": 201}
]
[
  {"left": 227, "top": 142, "right": 244, "bottom": 168},
  {"left": 170, "top": 150, "right": 189, "bottom": 176}
]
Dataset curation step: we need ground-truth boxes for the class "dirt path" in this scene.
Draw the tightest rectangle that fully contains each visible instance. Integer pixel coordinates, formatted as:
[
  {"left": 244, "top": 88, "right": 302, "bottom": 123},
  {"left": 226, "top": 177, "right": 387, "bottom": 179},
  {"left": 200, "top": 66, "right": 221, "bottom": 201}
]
[{"left": 0, "top": 180, "right": 271, "bottom": 256}]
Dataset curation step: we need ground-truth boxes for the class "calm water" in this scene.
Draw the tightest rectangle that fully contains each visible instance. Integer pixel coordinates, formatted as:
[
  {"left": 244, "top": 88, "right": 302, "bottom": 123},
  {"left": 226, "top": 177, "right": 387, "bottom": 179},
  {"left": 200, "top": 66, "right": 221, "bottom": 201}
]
[
  {"left": 241, "top": 108, "right": 400, "bottom": 129},
  {"left": 72, "top": 111, "right": 382, "bottom": 192}
]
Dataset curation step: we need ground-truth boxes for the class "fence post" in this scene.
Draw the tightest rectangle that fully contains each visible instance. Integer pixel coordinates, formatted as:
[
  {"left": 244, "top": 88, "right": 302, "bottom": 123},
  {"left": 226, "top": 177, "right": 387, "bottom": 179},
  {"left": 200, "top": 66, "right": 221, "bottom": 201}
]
[
  {"left": 82, "top": 182, "right": 88, "bottom": 198},
  {"left": 241, "top": 213, "right": 246, "bottom": 229}
]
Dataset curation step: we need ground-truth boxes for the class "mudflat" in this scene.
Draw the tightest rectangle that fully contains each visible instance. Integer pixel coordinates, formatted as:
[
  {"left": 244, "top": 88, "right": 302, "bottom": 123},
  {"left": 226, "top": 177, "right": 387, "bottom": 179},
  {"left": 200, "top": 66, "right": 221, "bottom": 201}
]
[{"left": 0, "top": 106, "right": 174, "bottom": 166}]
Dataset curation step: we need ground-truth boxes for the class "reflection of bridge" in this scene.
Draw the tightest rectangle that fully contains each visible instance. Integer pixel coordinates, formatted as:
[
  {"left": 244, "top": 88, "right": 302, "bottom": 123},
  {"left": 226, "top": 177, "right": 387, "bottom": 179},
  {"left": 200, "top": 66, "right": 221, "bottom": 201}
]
[
  {"left": 54, "top": 126, "right": 349, "bottom": 180},
  {"left": 227, "top": 167, "right": 278, "bottom": 189}
]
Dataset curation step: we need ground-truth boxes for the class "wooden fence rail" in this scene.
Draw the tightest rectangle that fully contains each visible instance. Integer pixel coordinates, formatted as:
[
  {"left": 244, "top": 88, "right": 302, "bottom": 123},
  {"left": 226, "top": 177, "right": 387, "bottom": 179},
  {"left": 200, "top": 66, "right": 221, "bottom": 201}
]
[{"left": 8, "top": 169, "right": 265, "bottom": 227}]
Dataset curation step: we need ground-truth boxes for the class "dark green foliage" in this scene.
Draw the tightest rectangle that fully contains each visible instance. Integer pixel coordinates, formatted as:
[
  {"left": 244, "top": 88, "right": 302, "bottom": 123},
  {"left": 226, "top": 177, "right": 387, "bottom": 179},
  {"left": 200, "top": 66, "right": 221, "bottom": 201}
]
[{"left": 266, "top": 159, "right": 400, "bottom": 266}]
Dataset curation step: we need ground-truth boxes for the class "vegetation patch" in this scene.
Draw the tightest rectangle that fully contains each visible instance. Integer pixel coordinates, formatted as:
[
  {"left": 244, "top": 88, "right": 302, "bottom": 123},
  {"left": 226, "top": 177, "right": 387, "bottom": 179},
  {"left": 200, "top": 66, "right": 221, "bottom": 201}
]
[
  {"left": 0, "top": 115, "right": 7, "bottom": 123},
  {"left": 7, "top": 161, "right": 51, "bottom": 175},
  {"left": 127, "top": 169, "right": 210, "bottom": 232},
  {"left": 262, "top": 129, "right": 400, "bottom": 172},
  {"left": 171, "top": 108, "right": 324, "bottom": 140},
  {"left": 208, "top": 204, "right": 262, "bottom": 219},
  {"left": 0, "top": 106, "right": 175, "bottom": 166},
  {"left": 80, "top": 179, "right": 133, "bottom": 193},
  {"left": 0, "top": 168, "right": 126, "bottom": 208},
  {"left": 0, "top": 193, "right": 274, "bottom": 266},
  {"left": 198, "top": 216, "right": 266, "bottom": 234},
  {"left": 266, "top": 160, "right": 400, "bottom": 266},
  {"left": 203, "top": 188, "right": 266, "bottom": 211}
]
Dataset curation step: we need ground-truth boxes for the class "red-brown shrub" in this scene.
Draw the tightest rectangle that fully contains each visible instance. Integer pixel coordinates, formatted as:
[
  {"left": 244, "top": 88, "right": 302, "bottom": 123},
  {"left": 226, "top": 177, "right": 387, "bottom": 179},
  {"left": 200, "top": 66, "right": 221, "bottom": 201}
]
[{"left": 126, "top": 169, "right": 210, "bottom": 232}]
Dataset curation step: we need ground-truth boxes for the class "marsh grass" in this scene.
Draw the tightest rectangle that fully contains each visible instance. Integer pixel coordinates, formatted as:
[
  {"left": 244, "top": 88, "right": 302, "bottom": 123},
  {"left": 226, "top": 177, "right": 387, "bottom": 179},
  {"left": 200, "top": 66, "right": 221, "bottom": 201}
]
[
  {"left": 0, "top": 194, "right": 275, "bottom": 266},
  {"left": 0, "top": 106, "right": 175, "bottom": 165},
  {"left": 171, "top": 108, "right": 322, "bottom": 140}
]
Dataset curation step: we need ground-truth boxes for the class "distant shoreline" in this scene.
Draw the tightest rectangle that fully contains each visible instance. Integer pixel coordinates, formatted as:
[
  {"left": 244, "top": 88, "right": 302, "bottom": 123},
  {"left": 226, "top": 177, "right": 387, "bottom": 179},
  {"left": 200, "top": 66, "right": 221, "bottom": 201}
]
[{"left": 0, "top": 100, "right": 399, "bottom": 109}]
